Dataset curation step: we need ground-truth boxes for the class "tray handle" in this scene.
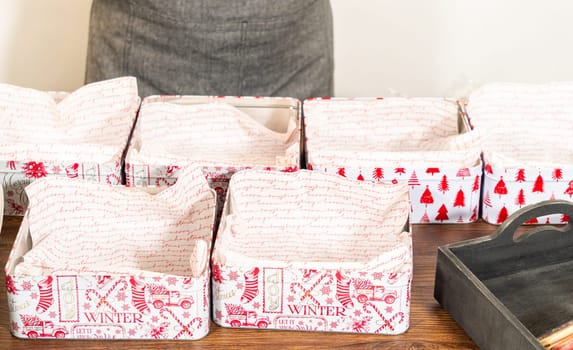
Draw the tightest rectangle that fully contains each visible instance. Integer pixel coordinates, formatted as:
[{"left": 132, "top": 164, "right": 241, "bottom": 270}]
[{"left": 493, "top": 199, "right": 573, "bottom": 243}]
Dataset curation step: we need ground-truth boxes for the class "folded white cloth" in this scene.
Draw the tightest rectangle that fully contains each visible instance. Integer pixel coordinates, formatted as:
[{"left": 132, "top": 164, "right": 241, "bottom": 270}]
[
  {"left": 14, "top": 166, "right": 216, "bottom": 277},
  {"left": 0, "top": 77, "right": 140, "bottom": 163},
  {"left": 213, "top": 170, "right": 411, "bottom": 272},
  {"left": 127, "top": 97, "right": 300, "bottom": 167},
  {"left": 467, "top": 82, "right": 573, "bottom": 168},
  {"left": 304, "top": 98, "right": 482, "bottom": 168}
]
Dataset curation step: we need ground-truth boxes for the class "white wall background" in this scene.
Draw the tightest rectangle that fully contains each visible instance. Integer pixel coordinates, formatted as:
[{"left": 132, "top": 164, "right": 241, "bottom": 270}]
[{"left": 1, "top": 0, "right": 573, "bottom": 97}]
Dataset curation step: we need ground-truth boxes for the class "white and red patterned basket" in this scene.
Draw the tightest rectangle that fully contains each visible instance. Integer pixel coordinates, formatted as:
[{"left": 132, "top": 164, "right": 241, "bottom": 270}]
[
  {"left": 124, "top": 95, "right": 301, "bottom": 227},
  {"left": 481, "top": 165, "right": 573, "bottom": 224},
  {"left": 303, "top": 97, "right": 483, "bottom": 224},
  {"left": 5, "top": 167, "right": 215, "bottom": 340},
  {"left": 466, "top": 82, "right": 573, "bottom": 224},
  {"left": 212, "top": 170, "right": 412, "bottom": 334},
  {"left": 0, "top": 77, "right": 140, "bottom": 216}
]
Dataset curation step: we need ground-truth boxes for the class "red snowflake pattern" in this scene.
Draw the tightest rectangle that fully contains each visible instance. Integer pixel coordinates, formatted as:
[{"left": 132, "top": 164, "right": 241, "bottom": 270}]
[
  {"left": 215, "top": 309, "right": 223, "bottom": 320},
  {"left": 228, "top": 271, "right": 239, "bottom": 281},
  {"left": 21, "top": 281, "right": 33, "bottom": 291},
  {"left": 23, "top": 161, "right": 47, "bottom": 178},
  {"left": 116, "top": 292, "right": 127, "bottom": 302}
]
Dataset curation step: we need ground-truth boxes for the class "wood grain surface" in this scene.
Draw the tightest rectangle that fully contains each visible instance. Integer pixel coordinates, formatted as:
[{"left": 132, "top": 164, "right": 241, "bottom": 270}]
[{"left": 0, "top": 215, "right": 494, "bottom": 349}]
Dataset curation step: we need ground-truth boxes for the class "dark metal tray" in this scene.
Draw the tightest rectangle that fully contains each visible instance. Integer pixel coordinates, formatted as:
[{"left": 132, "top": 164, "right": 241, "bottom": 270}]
[{"left": 434, "top": 200, "right": 573, "bottom": 350}]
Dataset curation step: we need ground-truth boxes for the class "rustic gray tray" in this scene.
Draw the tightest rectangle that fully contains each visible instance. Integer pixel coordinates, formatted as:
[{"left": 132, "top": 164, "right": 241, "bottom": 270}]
[{"left": 434, "top": 200, "right": 573, "bottom": 350}]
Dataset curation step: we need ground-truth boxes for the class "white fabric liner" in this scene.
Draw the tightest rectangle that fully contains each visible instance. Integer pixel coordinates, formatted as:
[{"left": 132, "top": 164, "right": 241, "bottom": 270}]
[
  {"left": 466, "top": 82, "right": 573, "bottom": 168},
  {"left": 304, "top": 97, "right": 482, "bottom": 168},
  {"left": 213, "top": 170, "right": 411, "bottom": 272},
  {"left": 0, "top": 77, "right": 140, "bottom": 163},
  {"left": 127, "top": 99, "right": 299, "bottom": 167},
  {"left": 13, "top": 166, "right": 215, "bottom": 277}
]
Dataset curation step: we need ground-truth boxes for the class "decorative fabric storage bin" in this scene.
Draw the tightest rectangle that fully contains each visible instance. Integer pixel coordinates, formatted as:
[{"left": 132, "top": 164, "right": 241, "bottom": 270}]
[
  {"left": 0, "top": 77, "right": 140, "bottom": 216},
  {"left": 303, "top": 97, "right": 483, "bottom": 224},
  {"left": 124, "top": 95, "right": 301, "bottom": 228},
  {"left": 212, "top": 169, "right": 412, "bottom": 334},
  {"left": 5, "top": 167, "right": 216, "bottom": 340},
  {"left": 466, "top": 82, "right": 573, "bottom": 224}
]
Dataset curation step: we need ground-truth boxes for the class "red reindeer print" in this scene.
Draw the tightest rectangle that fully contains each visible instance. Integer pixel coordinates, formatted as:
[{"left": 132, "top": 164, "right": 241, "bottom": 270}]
[{"left": 240, "top": 267, "right": 260, "bottom": 304}]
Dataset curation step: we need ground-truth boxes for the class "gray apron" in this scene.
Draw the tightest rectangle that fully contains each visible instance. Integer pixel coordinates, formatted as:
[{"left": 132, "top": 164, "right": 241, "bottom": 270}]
[{"left": 85, "top": 0, "right": 333, "bottom": 101}]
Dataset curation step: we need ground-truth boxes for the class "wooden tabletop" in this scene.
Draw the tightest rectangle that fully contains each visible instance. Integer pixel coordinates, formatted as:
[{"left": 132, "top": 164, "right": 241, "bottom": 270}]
[{"left": 0, "top": 215, "right": 495, "bottom": 349}]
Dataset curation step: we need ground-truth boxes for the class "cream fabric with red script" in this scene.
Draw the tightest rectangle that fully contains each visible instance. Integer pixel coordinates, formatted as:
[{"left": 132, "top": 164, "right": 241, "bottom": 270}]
[
  {"left": 14, "top": 166, "right": 215, "bottom": 277},
  {"left": 127, "top": 97, "right": 299, "bottom": 168},
  {"left": 0, "top": 77, "right": 140, "bottom": 163},
  {"left": 304, "top": 97, "right": 482, "bottom": 168},
  {"left": 213, "top": 169, "right": 411, "bottom": 271},
  {"left": 466, "top": 82, "right": 573, "bottom": 168}
]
